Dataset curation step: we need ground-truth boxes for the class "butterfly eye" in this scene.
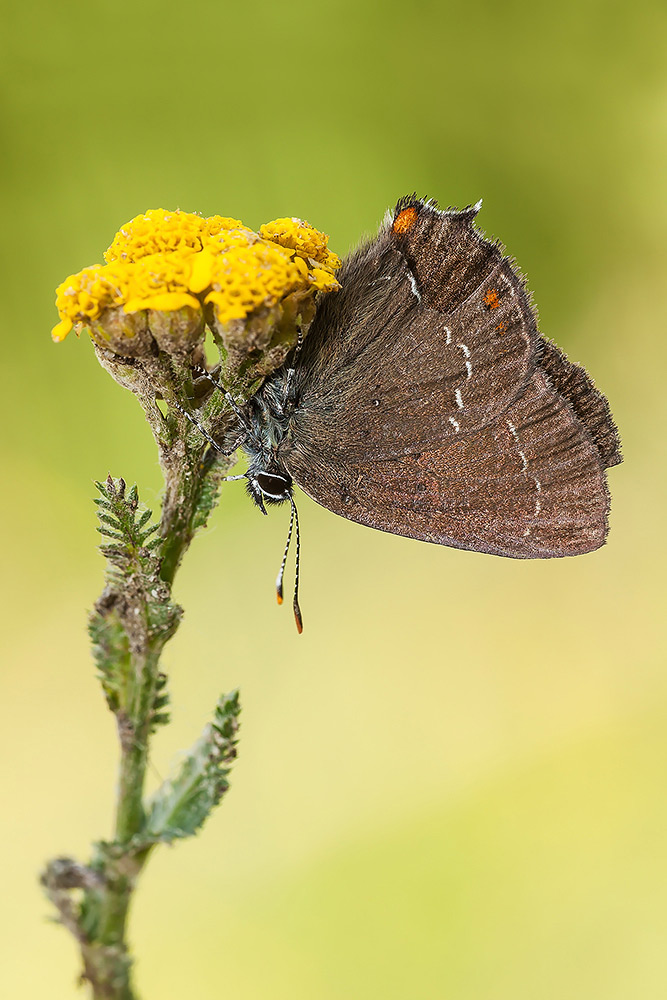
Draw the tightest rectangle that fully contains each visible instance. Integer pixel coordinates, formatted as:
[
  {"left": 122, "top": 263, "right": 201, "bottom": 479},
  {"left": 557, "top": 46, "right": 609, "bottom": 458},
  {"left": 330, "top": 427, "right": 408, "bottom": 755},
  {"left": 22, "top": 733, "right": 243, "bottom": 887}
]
[{"left": 255, "top": 472, "right": 291, "bottom": 499}]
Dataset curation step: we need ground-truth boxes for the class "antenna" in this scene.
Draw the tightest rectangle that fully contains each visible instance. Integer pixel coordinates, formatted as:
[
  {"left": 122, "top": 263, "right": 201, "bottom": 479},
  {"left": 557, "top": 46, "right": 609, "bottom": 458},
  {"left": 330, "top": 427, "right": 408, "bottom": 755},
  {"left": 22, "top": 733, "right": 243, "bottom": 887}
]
[
  {"left": 275, "top": 503, "right": 294, "bottom": 606},
  {"left": 292, "top": 495, "right": 303, "bottom": 634},
  {"left": 275, "top": 494, "right": 303, "bottom": 633}
]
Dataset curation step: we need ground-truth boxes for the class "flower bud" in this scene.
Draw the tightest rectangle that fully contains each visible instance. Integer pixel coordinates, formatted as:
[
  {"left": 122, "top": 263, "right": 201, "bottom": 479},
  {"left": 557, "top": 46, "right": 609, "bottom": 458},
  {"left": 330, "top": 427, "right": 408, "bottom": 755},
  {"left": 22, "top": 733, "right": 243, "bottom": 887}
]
[
  {"left": 88, "top": 307, "right": 155, "bottom": 358},
  {"left": 148, "top": 304, "right": 204, "bottom": 355}
]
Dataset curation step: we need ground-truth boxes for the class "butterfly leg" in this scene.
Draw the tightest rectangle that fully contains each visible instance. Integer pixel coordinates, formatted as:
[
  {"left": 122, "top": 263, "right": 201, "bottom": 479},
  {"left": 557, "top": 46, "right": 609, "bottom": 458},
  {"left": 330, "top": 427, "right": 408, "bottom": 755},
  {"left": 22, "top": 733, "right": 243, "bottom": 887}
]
[
  {"left": 167, "top": 396, "right": 246, "bottom": 466},
  {"left": 280, "top": 327, "right": 304, "bottom": 413},
  {"left": 191, "top": 364, "right": 252, "bottom": 433}
]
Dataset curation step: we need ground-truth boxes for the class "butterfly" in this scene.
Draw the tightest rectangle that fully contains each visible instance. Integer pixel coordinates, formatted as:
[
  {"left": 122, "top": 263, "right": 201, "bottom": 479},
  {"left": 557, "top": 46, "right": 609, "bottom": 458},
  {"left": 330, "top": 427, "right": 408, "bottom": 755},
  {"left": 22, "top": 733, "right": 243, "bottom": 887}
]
[{"left": 195, "top": 195, "right": 621, "bottom": 631}]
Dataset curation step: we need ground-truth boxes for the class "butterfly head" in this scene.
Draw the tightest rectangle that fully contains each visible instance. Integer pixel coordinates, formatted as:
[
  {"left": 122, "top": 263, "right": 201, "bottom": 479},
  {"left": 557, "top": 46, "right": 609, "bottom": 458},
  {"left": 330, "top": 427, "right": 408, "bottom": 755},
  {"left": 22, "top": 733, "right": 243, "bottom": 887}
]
[{"left": 242, "top": 457, "right": 302, "bottom": 634}]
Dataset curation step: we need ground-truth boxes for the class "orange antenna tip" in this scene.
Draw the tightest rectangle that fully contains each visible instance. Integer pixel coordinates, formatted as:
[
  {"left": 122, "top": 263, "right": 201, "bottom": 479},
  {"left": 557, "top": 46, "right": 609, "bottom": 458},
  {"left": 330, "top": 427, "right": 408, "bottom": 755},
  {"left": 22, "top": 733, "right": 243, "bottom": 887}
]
[{"left": 293, "top": 602, "right": 303, "bottom": 634}]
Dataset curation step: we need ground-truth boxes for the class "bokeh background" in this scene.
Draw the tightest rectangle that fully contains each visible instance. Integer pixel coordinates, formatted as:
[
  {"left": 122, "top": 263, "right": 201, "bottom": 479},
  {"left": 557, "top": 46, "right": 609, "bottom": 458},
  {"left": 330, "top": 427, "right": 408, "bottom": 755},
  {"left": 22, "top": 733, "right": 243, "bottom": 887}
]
[{"left": 2, "top": 0, "right": 666, "bottom": 996}]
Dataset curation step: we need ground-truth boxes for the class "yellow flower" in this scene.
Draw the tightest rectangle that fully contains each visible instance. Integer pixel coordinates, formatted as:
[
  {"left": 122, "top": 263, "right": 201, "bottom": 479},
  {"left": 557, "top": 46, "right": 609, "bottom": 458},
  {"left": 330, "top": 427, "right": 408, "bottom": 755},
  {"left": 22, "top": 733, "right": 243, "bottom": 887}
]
[
  {"left": 104, "top": 209, "right": 207, "bottom": 263},
  {"left": 123, "top": 253, "right": 200, "bottom": 313},
  {"left": 259, "top": 217, "right": 341, "bottom": 272},
  {"left": 189, "top": 227, "right": 261, "bottom": 293},
  {"left": 52, "top": 263, "right": 133, "bottom": 342},
  {"left": 205, "top": 240, "right": 305, "bottom": 324}
]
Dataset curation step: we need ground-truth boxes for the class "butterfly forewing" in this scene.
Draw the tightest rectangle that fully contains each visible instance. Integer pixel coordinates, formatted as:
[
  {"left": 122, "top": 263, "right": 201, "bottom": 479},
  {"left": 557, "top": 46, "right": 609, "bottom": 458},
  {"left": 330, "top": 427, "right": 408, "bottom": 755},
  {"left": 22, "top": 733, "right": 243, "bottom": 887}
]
[
  {"left": 289, "top": 203, "right": 542, "bottom": 460},
  {"left": 278, "top": 196, "right": 617, "bottom": 558}
]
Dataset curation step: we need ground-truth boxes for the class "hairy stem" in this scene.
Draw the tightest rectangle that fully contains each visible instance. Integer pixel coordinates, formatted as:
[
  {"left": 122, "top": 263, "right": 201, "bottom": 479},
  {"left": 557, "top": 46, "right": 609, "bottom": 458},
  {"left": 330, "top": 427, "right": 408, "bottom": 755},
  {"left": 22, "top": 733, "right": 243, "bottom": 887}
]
[
  {"left": 44, "top": 443, "right": 232, "bottom": 998},
  {"left": 42, "top": 346, "right": 243, "bottom": 1000},
  {"left": 91, "top": 458, "right": 217, "bottom": 995},
  {"left": 158, "top": 446, "right": 204, "bottom": 587}
]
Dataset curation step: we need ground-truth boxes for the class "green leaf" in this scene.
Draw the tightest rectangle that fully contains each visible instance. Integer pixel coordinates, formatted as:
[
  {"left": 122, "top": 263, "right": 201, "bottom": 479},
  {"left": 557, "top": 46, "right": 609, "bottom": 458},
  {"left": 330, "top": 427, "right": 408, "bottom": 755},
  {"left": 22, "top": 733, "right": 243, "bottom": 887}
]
[
  {"left": 97, "top": 513, "right": 123, "bottom": 530},
  {"left": 88, "top": 605, "right": 131, "bottom": 712},
  {"left": 89, "top": 478, "right": 182, "bottom": 715},
  {"left": 97, "top": 527, "right": 126, "bottom": 540},
  {"left": 149, "top": 672, "right": 171, "bottom": 733},
  {"left": 93, "top": 477, "right": 166, "bottom": 576},
  {"left": 136, "top": 509, "right": 153, "bottom": 530},
  {"left": 142, "top": 690, "right": 241, "bottom": 843},
  {"left": 191, "top": 453, "right": 230, "bottom": 531}
]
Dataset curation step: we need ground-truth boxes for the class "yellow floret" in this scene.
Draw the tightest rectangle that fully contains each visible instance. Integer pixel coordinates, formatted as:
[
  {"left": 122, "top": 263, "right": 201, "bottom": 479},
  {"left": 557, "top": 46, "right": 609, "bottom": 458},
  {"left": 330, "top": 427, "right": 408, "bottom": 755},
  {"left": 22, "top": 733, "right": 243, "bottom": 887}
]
[
  {"left": 122, "top": 253, "right": 198, "bottom": 313},
  {"left": 204, "top": 240, "right": 306, "bottom": 324},
  {"left": 104, "top": 209, "right": 207, "bottom": 263},
  {"left": 203, "top": 216, "right": 252, "bottom": 239},
  {"left": 52, "top": 263, "right": 133, "bottom": 341},
  {"left": 259, "top": 217, "right": 342, "bottom": 272},
  {"left": 308, "top": 267, "right": 342, "bottom": 292}
]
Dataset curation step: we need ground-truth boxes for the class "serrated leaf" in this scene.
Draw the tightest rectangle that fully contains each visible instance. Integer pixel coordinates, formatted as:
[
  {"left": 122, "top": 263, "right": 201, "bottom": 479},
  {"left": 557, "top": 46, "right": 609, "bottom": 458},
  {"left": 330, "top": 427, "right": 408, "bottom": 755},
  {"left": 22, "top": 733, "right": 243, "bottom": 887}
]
[
  {"left": 191, "top": 454, "right": 230, "bottom": 532},
  {"left": 88, "top": 608, "right": 130, "bottom": 712},
  {"left": 99, "top": 543, "right": 123, "bottom": 558},
  {"left": 142, "top": 691, "right": 240, "bottom": 843},
  {"left": 136, "top": 509, "right": 153, "bottom": 530},
  {"left": 97, "top": 513, "right": 123, "bottom": 530},
  {"left": 97, "top": 527, "right": 126, "bottom": 540},
  {"left": 93, "top": 478, "right": 162, "bottom": 575}
]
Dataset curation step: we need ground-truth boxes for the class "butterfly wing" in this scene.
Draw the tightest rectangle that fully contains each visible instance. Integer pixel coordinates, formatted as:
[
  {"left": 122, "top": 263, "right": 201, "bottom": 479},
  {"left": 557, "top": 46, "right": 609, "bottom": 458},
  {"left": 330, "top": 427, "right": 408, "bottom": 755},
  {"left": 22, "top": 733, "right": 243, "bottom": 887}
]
[
  {"left": 391, "top": 195, "right": 622, "bottom": 468},
  {"left": 289, "top": 202, "right": 542, "bottom": 456},
  {"left": 285, "top": 367, "right": 609, "bottom": 557},
  {"left": 280, "top": 197, "right": 619, "bottom": 557}
]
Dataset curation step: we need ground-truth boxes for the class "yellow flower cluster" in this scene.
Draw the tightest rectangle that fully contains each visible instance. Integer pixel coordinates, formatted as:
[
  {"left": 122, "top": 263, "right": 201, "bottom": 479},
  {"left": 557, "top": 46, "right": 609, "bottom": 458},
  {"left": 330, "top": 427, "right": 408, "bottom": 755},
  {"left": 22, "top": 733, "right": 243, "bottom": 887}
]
[{"left": 52, "top": 209, "right": 341, "bottom": 343}]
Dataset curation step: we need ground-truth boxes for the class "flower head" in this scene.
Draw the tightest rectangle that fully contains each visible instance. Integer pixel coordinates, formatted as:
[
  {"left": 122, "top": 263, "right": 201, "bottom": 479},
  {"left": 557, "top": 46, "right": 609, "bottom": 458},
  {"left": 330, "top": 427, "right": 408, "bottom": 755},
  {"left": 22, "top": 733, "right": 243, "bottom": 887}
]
[
  {"left": 52, "top": 263, "right": 133, "bottom": 342},
  {"left": 103, "top": 209, "right": 248, "bottom": 264},
  {"left": 52, "top": 209, "right": 341, "bottom": 361},
  {"left": 259, "top": 217, "right": 341, "bottom": 273}
]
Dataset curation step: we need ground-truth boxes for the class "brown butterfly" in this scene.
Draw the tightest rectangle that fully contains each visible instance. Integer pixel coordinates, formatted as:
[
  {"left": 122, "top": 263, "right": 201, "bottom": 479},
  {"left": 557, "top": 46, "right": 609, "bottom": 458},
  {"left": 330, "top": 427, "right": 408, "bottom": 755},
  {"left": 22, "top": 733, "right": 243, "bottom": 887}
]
[{"left": 197, "top": 195, "right": 622, "bottom": 631}]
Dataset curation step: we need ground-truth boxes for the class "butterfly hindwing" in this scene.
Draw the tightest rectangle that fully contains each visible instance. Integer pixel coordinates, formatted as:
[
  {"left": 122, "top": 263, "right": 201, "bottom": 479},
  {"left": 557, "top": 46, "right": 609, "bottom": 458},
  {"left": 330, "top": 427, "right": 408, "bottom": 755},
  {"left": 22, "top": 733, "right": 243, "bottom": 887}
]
[
  {"left": 285, "top": 369, "right": 609, "bottom": 558},
  {"left": 536, "top": 339, "right": 622, "bottom": 469}
]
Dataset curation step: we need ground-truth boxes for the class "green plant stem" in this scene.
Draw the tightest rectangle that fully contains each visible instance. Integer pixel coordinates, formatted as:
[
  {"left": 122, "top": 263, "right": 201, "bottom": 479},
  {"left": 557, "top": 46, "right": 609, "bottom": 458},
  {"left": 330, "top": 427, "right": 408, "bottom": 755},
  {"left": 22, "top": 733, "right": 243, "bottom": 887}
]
[
  {"left": 158, "top": 456, "right": 203, "bottom": 587},
  {"left": 43, "top": 441, "right": 232, "bottom": 1000},
  {"left": 90, "top": 461, "right": 215, "bottom": 997},
  {"left": 41, "top": 344, "right": 244, "bottom": 999}
]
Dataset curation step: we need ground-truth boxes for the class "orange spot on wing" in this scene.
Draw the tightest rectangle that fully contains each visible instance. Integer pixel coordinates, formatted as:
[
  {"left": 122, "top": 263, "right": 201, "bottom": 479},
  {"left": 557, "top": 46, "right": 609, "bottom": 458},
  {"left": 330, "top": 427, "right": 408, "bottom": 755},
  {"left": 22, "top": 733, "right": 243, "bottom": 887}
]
[
  {"left": 494, "top": 320, "right": 507, "bottom": 335},
  {"left": 393, "top": 207, "right": 418, "bottom": 235},
  {"left": 484, "top": 288, "right": 500, "bottom": 309}
]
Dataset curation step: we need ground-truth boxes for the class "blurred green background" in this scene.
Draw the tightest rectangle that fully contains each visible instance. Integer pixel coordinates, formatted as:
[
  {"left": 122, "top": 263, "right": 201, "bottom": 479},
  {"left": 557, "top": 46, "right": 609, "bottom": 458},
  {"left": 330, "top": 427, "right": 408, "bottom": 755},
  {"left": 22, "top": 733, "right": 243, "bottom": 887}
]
[{"left": 2, "top": 0, "right": 666, "bottom": 996}]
